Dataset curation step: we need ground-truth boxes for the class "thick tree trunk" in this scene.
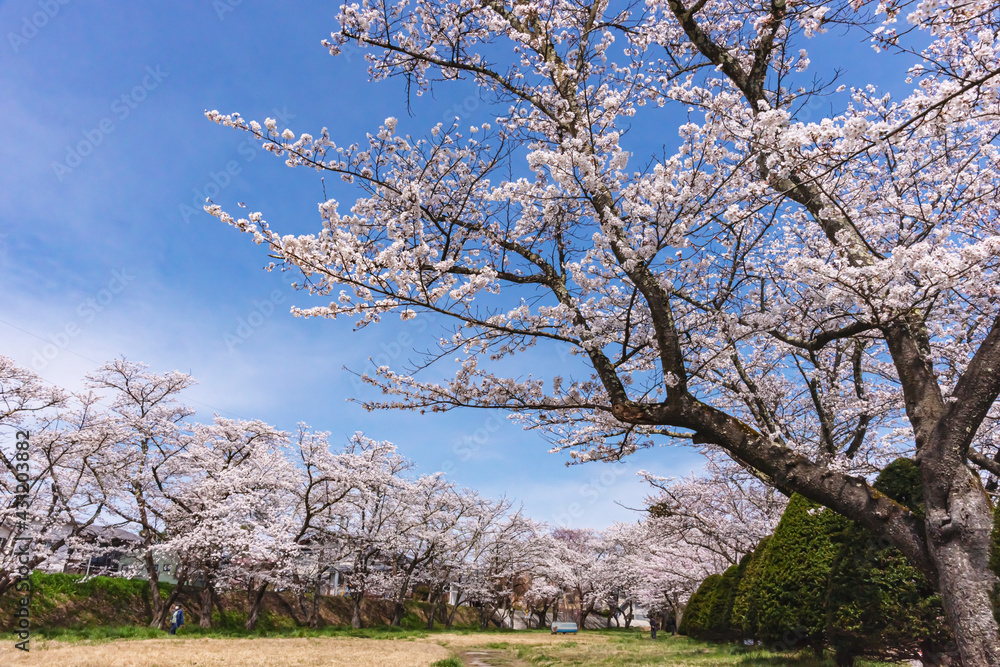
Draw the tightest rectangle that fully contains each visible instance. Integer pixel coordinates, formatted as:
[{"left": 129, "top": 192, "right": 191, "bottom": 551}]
[
  {"left": 391, "top": 601, "right": 406, "bottom": 627},
  {"left": 834, "top": 645, "right": 855, "bottom": 667},
  {"left": 272, "top": 590, "right": 303, "bottom": 626},
  {"left": 310, "top": 576, "right": 322, "bottom": 629},
  {"left": 668, "top": 593, "right": 681, "bottom": 637},
  {"left": 0, "top": 573, "right": 16, "bottom": 599},
  {"left": 244, "top": 582, "right": 268, "bottom": 630},
  {"left": 922, "top": 464, "right": 1000, "bottom": 667},
  {"left": 350, "top": 594, "right": 363, "bottom": 629},
  {"left": 199, "top": 584, "right": 213, "bottom": 629},
  {"left": 144, "top": 551, "right": 165, "bottom": 629},
  {"left": 426, "top": 590, "right": 440, "bottom": 630},
  {"left": 578, "top": 604, "right": 593, "bottom": 629},
  {"left": 479, "top": 607, "right": 490, "bottom": 630},
  {"left": 446, "top": 598, "right": 461, "bottom": 629},
  {"left": 390, "top": 568, "right": 415, "bottom": 627}
]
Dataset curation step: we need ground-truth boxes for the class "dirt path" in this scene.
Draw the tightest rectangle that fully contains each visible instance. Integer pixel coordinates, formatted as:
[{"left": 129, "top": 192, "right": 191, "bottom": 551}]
[
  {"left": 457, "top": 648, "right": 531, "bottom": 666},
  {"left": 436, "top": 633, "right": 593, "bottom": 666}
]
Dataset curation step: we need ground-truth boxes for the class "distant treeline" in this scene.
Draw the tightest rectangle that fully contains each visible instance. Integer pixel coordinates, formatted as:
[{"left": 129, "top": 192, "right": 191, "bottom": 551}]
[{"left": 0, "top": 571, "right": 481, "bottom": 633}]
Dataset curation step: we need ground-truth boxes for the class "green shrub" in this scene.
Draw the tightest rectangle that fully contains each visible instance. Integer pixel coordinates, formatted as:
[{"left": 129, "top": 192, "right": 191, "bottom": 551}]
[
  {"left": 678, "top": 573, "right": 722, "bottom": 636},
  {"left": 731, "top": 536, "right": 770, "bottom": 642},
  {"left": 751, "top": 494, "right": 849, "bottom": 653},
  {"left": 703, "top": 565, "right": 739, "bottom": 640},
  {"left": 683, "top": 558, "right": 750, "bottom": 641},
  {"left": 825, "top": 459, "right": 953, "bottom": 665}
]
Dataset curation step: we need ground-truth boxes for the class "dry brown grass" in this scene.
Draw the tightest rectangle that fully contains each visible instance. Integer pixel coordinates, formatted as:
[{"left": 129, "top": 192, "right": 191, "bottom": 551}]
[{"left": 0, "top": 636, "right": 453, "bottom": 666}]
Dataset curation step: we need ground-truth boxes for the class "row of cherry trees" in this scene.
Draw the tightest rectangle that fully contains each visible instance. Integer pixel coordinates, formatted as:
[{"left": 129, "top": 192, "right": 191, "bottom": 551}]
[
  {"left": 1, "top": 356, "right": 769, "bottom": 629},
  {"left": 203, "top": 0, "right": 1000, "bottom": 660}
]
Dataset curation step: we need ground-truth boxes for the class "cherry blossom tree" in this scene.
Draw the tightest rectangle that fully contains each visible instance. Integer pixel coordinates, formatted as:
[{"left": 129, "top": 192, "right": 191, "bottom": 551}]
[
  {"left": 629, "top": 450, "right": 785, "bottom": 630},
  {"left": 547, "top": 528, "right": 615, "bottom": 628},
  {"left": 642, "top": 450, "right": 785, "bottom": 565},
  {"left": 0, "top": 357, "right": 111, "bottom": 597},
  {"left": 86, "top": 359, "right": 197, "bottom": 629},
  {"left": 207, "top": 0, "right": 1000, "bottom": 659},
  {"left": 160, "top": 417, "right": 297, "bottom": 629},
  {"left": 383, "top": 474, "right": 478, "bottom": 626},
  {"left": 601, "top": 522, "right": 646, "bottom": 629},
  {"left": 521, "top": 575, "right": 562, "bottom": 628},
  {"left": 284, "top": 425, "right": 355, "bottom": 628},
  {"left": 432, "top": 493, "right": 517, "bottom": 629},
  {"left": 333, "top": 433, "right": 415, "bottom": 628},
  {"left": 460, "top": 509, "right": 542, "bottom": 629},
  {"left": 628, "top": 519, "right": 717, "bottom": 633},
  {"left": 405, "top": 486, "right": 493, "bottom": 630}
]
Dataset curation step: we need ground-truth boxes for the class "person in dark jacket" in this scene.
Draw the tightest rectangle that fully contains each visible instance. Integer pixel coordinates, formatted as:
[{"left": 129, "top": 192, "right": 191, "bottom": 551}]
[
  {"left": 650, "top": 616, "right": 659, "bottom": 640},
  {"left": 169, "top": 605, "right": 185, "bottom": 635}
]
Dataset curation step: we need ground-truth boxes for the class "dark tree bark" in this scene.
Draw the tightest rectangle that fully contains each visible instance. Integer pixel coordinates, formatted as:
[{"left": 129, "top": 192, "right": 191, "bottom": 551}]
[
  {"left": 445, "top": 597, "right": 462, "bottom": 629},
  {"left": 153, "top": 571, "right": 187, "bottom": 631},
  {"left": 199, "top": 583, "right": 213, "bottom": 629},
  {"left": 426, "top": 588, "right": 442, "bottom": 630},
  {"left": 273, "top": 590, "right": 303, "bottom": 627},
  {"left": 144, "top": 551, "right": 166, "bottom": 629},
  {"left": 310, "top": 576, "right": 322, "bottom": 629},
  {"left": 532, "top": 603, "right": 551, "bottom": 629},
  {"left": 350, "top": 593, "right": 364, "bottom": 629},
  {"left": 244, "top": 581, "right": 268, "bottom": 630},
  {"left": 390, "top": 600, "right": 406, "bottom": 627}
]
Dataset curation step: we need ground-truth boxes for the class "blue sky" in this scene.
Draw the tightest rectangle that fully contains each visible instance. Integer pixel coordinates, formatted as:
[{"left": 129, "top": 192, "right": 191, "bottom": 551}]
[{"left": 0, "top": 1, "right": 912, "bottom": 529}]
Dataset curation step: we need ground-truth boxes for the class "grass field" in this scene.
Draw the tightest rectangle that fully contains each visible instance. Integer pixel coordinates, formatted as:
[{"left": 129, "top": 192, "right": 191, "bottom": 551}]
[{"left": 0, "top": 628, "right": 901, "bottom": 666}]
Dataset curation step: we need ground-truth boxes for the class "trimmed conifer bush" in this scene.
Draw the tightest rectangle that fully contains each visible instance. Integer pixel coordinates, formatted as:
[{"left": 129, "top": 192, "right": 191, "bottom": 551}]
[
  {"left": 678, "top": 573, "right": 721, "bottom": 637},
  {"left": 682, "top": 563, "right": 744, "bottom": 641},
  {"left": 749, "top": 493, "right": 848, "bottom": 654},
  {"left": 731, "top": 535, "right": 770, "bottom": 642},
  {"left": 825, "top": 458, "right": 953, "bottom": 666}
]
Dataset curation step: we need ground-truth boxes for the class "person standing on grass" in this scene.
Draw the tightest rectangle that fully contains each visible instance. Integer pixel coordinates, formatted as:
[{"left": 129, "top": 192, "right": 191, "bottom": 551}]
[
  {"left": 650, "top": 616, "right": 659, "bottom": 640},
  {"left": 170, "top": 605, "right": 185, "bottom": 635}
]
